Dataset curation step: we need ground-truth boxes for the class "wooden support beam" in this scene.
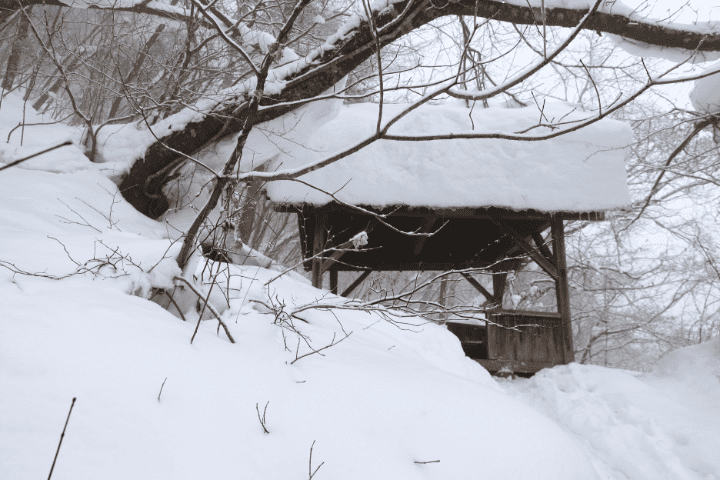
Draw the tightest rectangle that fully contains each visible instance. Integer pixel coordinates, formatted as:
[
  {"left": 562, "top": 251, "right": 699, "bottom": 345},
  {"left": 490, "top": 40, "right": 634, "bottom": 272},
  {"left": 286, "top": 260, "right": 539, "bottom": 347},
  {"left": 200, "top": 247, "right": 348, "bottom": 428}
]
[
  {"left": 531, "top": 232, "right": 554, "bottom": 264},
  {"left": 490, "top": 215, "right": 558, "bottom": 279},
  {"left": 460, "top": 272, "right": 495, "bottom": 304},
  {"left": 341, "top": 270, "right": 372, "bottom": 297},
  {"left": 492, "top": 268, "right": 507, "bottom": 310},
  {"left": 311, "top": 212, "right": 327, "bottom": 289},
  {"left": 329, "top": 268, "right": 338, "bottom": 294},
  {"left": 551, "top": 216, "right": 575, "bottom": 363}
]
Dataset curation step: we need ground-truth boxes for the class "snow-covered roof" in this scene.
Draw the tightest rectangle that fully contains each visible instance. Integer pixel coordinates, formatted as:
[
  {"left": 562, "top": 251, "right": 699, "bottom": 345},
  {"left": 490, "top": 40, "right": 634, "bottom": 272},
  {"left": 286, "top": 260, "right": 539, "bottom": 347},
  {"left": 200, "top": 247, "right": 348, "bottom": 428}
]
[{"left": 265, "top": 101, "right": 632, "bottom": 213}]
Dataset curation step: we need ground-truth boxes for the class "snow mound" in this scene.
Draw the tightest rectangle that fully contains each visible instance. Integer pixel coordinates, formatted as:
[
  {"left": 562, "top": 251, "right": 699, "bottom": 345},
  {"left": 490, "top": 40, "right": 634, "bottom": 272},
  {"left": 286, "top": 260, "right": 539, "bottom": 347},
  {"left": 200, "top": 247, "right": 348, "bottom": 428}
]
[
  {"left": 654, "top": 337, "right": 720, "bottom": 397},
  {"left": 2, "top": 89, "right": 717, "bottom": 480},
  {"left": 1, "top": 99, "right": 601, "bottom": 479},
  {"left": 501, "top": 346, "right": 720, "bottom": 480},
  {"left": 266, "top": 102, "right": 632, "bottom": 212}
]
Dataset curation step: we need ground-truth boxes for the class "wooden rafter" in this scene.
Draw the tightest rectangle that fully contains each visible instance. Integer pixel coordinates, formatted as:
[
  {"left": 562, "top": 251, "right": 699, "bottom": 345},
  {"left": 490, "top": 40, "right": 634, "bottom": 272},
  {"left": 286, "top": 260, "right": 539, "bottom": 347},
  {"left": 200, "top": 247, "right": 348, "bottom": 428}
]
[
  {"left": 531, "top": 232, "right": 554, "bottom": 264},
  {"left": 460, "top": 272, "right": 495, "bottom": 304},
  {"left": 490, "top": 215, "right": 558, "bottom": 279}
]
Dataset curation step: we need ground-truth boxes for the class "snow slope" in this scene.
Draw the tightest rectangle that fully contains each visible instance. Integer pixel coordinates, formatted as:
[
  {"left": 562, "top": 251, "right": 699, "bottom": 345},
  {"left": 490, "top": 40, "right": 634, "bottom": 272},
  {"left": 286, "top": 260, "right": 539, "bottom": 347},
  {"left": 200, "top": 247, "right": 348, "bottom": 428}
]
[
  {"left": 501, "top": 347, "right": 720, "bottom": 480},
  {"left": 2, "top": 94, "right": 719, "bottom": 480}
]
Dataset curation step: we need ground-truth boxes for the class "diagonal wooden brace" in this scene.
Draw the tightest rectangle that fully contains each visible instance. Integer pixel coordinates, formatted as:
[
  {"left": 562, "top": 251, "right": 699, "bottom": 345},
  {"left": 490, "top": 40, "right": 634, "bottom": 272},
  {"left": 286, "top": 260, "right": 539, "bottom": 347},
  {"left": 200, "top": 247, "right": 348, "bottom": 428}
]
[
  {"left": 490, "top": 215, "right": 558, "bottom": 279},
  {"left": 531, "top": 232, "right": 554, "bottom": 264},
  {"left": 460, "top": 272, "right": 496, "bottom": 304}
]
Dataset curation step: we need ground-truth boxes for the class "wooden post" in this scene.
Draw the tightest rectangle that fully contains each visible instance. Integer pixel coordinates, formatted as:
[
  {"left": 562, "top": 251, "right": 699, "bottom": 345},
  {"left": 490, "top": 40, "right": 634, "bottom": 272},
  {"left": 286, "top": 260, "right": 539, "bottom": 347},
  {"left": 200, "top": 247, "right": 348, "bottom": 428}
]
[
  {"left": 329, "top": 268, "right": 338, "bottom": 294},
  {"left": 311, "top": 212, "right": 327, "bottom": 289},
  {"left": 491, "top": 267, "right": 507, "bottom": 309},
  {"left": 551, "top": 216, "right": 575, "bottom": 363}
]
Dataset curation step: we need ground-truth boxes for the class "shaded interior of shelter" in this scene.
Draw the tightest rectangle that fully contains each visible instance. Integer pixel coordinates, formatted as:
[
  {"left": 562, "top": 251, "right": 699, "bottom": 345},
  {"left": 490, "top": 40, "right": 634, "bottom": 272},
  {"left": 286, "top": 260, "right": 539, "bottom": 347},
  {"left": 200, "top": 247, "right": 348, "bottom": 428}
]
[{"left": 293, "top": 204, "right": 593, "bottom": 271}]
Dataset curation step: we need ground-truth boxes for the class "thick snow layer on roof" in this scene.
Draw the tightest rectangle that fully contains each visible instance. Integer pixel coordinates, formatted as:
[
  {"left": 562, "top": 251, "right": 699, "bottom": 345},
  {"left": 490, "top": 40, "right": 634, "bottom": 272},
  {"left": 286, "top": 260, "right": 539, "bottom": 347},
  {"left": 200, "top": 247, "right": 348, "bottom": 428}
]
[{"left": 266, "top": 102, "right": 632, "bottom": 212}]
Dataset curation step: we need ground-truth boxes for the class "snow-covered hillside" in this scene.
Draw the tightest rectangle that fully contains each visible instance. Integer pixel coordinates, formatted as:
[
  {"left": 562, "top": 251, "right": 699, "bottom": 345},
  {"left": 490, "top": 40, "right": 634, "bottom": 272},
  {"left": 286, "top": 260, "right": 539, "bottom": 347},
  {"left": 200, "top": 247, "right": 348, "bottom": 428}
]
[{"left": 1, "top": 94, "right": 719, "bottom": 480}]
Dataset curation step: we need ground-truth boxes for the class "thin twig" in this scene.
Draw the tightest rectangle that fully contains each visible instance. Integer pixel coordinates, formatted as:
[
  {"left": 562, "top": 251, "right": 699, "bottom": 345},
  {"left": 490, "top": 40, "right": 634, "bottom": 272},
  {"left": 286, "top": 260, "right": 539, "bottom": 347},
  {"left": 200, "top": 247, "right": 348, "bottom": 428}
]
[
  {"left": 308, "top": 440, "right": 324, "bottom": 480},
  {"left": 256, "top": 401, "right": 270, "bottom": 434},
  {"left": 291, "top": 331, "right": 352, "bottom": 365},
  {"left": 47, "top": 397, "right": 76, "bottom": 480},
  {"left": 158, "top": 377, "right": 168, "bottom": 402},
  {"left": 0, "top": 141, "right": 73, "bottom": 173}
]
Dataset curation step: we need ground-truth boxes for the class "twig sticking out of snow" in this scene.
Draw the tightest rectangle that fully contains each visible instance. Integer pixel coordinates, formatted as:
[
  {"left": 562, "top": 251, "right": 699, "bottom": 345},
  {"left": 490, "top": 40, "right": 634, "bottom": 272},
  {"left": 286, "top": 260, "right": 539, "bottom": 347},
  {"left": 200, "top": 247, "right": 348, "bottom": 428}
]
[
  {"left": 256, "top": 402, "right": 270, "bottom": 434},
  {"left": 47, "top": 397, "right": 76, "bottom": 480},
  {"left": 308, "top": 440, "right": 324, "bottom": 480},
  {"left": 157, "top": 378, "right": 168, "bottom": 402},
  {"left": 173, "top": 276, "right": 235, "bottom": 344}
]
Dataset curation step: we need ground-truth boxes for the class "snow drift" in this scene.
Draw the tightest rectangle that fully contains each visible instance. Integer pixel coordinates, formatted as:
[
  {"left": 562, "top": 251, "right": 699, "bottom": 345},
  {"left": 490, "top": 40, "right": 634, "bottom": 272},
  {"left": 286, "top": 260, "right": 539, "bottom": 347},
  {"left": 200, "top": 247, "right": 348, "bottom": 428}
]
[{"left": 1, "top": 93, "right": 718, "bottom": 480}]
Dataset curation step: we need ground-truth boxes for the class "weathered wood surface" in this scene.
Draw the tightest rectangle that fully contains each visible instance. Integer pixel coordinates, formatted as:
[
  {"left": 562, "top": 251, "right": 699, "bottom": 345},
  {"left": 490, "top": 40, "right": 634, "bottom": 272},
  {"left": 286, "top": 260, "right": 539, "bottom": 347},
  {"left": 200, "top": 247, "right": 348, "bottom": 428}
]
[
  {"left": 551, "top": 217, "right": 575, "bottom": 363},
  {"left": 311, "top": 212, "right": 327, "bottom": 288},
  {"left": 276, "top": 203, "right": 606, "bottom": 221},
  {"left": 486, "top": 312, "right": 564, "bottom": 365}
]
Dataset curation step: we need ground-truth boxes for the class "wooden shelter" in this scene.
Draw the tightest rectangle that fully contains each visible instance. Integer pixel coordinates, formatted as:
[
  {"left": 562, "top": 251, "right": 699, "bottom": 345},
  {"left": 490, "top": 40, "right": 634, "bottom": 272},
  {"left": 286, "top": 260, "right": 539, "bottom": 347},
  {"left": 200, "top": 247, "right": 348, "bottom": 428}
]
[
  {"left": 276, "top": 203, "right": 604, "bottom": 374},
  {"left": 265, "top": 101, "right": 632, "bottom": 376}
]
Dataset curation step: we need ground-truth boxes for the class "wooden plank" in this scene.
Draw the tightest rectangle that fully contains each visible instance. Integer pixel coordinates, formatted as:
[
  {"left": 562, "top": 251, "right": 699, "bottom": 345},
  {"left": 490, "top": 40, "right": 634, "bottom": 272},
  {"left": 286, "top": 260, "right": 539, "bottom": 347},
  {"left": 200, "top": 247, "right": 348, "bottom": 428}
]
[
  {"left": 460, "top": 272, "right": 495, "bottom": 304},
  {"left": 551, "top": 216, "right": 575, "bottom": 363},
  {"left": 341, "top": 270, "right": 372, "bottom": 297},
  {"left": 311, "top": 212, "right": 327, "bottom": 289},
  {"left": 487, "top": 313, "right": 564, "bottom": 365},
  {"left": 490, "top": 215, "right": 558, "bottom": 279}
]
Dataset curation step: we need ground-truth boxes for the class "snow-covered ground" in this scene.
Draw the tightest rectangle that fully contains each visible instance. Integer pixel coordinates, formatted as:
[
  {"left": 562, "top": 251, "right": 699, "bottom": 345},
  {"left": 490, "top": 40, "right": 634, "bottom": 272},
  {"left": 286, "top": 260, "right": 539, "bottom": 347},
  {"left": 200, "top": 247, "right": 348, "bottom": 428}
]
[{"left": 1, "top": 94, "right": 719, "bottom": 480}]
